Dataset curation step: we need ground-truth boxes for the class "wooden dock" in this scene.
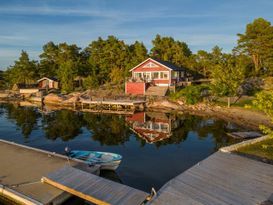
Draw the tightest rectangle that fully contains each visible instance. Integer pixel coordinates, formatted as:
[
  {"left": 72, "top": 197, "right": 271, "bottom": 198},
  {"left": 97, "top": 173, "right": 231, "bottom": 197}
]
[
  {"left": 227, "top": 131, "right": 262, "bottom": 139},
  {"left": 80, "top": 98, "right": 146, "bottom": 112},
  {"left": 42, "top": 166, "right": 149, "bottom": 205},
  {"left": 0, "top": 139, "right": 100, "bottom": 205},
  {"left": 149, "top": 151, "right": 273, "bottom": 205}
]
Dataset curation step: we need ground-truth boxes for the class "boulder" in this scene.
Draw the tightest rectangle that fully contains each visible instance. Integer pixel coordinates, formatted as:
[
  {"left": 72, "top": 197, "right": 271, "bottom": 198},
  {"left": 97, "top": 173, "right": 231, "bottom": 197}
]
[
  {"left": 44, "top": 93, "right": 66, "bottom": 104},
  {"left": 62, "top": 95, "right": 79, "bottom": 104},
  {"left": 148, "top": 100, "right": 181, "bottom": 110}
]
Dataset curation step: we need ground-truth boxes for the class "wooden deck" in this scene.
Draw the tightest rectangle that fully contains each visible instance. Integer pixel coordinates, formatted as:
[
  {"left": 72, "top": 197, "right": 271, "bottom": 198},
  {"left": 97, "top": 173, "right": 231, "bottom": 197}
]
[
  {"left": 42, "top": 166, "right": 148, "bottom": 205},
  {"left": 80, "top": 99, "right": 146, "bottom": 112},
  {"left": 227, "top": 131, "right": 262, "bottom": 139},
  {"left": 81, "top": 99, "right": 146, "bottom": 106},
  {"left": 0, "top": 139, "right": 100, "bottom": 205},
  {"left": 150, "top": 151, "right": 273, "bottom": 205}
]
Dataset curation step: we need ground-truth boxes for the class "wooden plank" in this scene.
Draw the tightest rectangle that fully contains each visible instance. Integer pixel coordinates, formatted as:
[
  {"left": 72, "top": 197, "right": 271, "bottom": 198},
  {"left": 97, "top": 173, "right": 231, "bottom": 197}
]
[
  {"left": 42, "top": 166, "right": 148, "bottom": 205},
  {"left": 42, "top": 176, "right": 110, "bottom": 205},
  {"left": 150, "top": 151, "right": 273, "bottom": 205},
  {"left": 227, "top": 131, "right": 262, "bottom": 139}
]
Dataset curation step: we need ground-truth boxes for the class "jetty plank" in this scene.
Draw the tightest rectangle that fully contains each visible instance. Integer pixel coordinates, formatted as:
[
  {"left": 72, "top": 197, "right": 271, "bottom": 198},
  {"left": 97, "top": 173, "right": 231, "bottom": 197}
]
[
  {"left": 42, "top": 166, "right": 148, "bottom": 205},
  {"left": 150, "top": 151, "right": 273, "bottom": 205}
]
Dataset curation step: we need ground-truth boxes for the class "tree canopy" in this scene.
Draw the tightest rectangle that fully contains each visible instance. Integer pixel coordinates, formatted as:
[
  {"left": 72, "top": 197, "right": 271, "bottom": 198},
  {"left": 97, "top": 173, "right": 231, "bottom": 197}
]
[
  {"left": 5, "top": 50, "right": 37, "bottom": 86},
  {"left": 2, "top": 17, "right": 273, "bottom": 94},
  {"left": 236, "top": 18, "right": 273, "bottom": 75},
  {"left": 151, "top": 34, "right": 192, "bottom": 68}
]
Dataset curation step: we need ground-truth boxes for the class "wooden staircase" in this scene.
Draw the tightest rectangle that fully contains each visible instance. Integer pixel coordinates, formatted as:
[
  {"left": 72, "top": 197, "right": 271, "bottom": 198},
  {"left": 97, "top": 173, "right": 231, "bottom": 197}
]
[{"left": 145, "top": 86, "right": 168, "bottom": 96}]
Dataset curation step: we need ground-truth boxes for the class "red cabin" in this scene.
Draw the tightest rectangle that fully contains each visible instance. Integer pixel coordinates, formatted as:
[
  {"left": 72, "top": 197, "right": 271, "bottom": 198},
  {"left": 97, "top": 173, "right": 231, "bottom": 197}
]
[{"left": 125, "top": 58, "right": 191, "bottom": 95}]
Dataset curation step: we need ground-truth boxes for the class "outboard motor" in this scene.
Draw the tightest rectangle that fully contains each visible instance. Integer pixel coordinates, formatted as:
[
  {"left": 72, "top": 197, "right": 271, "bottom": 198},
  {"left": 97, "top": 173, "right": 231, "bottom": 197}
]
[{"left": 65, "top": 146, "right": 71, "bottom": 156}]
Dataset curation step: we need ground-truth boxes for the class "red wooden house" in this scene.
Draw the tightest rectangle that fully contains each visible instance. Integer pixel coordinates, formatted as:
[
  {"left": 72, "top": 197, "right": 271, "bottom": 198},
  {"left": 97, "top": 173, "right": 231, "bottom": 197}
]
[{"left": 125, "top": 58, "right": 192, "bottom": 95}]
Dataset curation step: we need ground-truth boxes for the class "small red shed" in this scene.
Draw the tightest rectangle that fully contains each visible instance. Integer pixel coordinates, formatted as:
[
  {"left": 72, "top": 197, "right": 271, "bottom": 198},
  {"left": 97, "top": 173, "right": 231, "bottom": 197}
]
[{"left": 37, "top": 77, "right": 59, "bottom": 90}]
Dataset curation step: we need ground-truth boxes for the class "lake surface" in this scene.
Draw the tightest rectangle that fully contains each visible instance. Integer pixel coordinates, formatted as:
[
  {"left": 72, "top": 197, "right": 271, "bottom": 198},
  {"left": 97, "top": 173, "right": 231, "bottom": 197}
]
[{"left": 0, "top": 103, "right": 245, "bottom": 193}]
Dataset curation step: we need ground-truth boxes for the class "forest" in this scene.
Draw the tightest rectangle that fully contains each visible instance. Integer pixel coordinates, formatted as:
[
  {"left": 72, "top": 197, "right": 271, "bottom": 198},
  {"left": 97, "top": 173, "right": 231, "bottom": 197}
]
[{"left": 1, "top": 17, "right": 273, "bottom": 95}]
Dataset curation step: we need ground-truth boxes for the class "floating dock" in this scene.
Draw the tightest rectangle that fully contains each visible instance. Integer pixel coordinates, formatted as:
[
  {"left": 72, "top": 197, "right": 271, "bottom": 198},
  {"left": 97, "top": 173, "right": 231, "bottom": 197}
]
[
  {"left": 42, "top": 166, "right": 149, "bottom": 205},
  {"left": 227, "top": 131, "right": 262, "bottom": 139},
  {"left": 0, "top": 139, "right": 149, "bottom": 205},
  {"left": 149, "top": 151, "right": 273, "bottom": 205},
  {"left": 0, "top": 139, "right": 100, "bottom": 205}
]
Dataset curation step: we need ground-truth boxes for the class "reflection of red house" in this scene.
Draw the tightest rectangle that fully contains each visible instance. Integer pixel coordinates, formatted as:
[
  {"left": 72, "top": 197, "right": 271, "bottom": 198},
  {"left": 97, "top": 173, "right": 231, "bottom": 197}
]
[
  {"left": 37, "top": 77, "right": 59, "bottom": 89},
  {"left": 125, "top": 58, "right": 192, "bottom": 95},
  {"left": 126, "top": 112, "right": 179, "bottom": 143}
]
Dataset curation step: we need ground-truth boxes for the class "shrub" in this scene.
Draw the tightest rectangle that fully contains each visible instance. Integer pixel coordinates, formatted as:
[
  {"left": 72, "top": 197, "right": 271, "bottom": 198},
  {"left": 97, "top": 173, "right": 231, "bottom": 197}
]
[
  {"left": 253, "top": 90, "right": 273, "bottom": 137},
  {"left": 170, "top": 84, "right": 210, "bottom": 105},
  {"left": 83, "top": 75, "right": 99, "bottom": 90}
]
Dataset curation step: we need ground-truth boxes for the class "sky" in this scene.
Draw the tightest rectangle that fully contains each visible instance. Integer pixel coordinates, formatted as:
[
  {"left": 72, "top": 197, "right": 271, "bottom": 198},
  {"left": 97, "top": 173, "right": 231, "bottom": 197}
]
[{"left": 0, "top": 0, "right": 273, "bottom": 69}]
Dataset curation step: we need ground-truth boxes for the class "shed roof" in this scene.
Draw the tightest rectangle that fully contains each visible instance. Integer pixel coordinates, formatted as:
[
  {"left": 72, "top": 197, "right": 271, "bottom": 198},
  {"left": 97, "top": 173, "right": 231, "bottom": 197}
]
[
  {"left": 37, "top": 77, "right": 58, "bottom": 82},
  {"left": 130, "top": 58, "right": 186, "bottom": 72}
]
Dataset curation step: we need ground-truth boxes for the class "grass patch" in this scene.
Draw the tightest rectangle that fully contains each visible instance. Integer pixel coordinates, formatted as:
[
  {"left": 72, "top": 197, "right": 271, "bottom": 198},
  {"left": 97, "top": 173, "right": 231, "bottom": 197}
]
[
  {"left": 236, "top": 138, "right": 273, "bottom": 161},
  {"left": 232, "top": 98, "right": 253, "bottom": 107}
]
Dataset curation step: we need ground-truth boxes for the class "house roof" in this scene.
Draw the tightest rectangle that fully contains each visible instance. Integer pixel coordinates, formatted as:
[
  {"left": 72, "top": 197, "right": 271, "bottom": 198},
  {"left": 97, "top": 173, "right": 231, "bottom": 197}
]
[
  {"left": 153, "top": 58, "right": 186, "bottom": 71},
  {"left": 37, "top": 77, "right": 58, "bottom": 82},
  {"left": 130, "top": 57, "right": 186, "bottom": 72}
]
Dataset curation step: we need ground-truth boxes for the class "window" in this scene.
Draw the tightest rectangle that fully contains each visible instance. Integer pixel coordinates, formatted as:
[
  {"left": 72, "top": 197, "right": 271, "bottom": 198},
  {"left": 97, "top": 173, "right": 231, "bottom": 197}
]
[
  {"left": 152, "top": 72, "right": 159, "bottom": 79},
  {"left": 160, "top": 72, "right": 168, "bottom": 79},
  {"left": 135, "top": 73, "right": 142, "bottom": 78},
  {"left": 143, "top": 73, "right": 151, "bottom": 80},
  {"left": 172, "top": 71, "right": 177, "bottom": 78}
]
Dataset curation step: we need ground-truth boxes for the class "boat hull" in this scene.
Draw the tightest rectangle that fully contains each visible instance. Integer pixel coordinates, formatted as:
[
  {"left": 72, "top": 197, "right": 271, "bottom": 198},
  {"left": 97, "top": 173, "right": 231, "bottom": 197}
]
[
  {"left": 100, "top": 160, "right": 121, "bottom": 171},
  {"left": 68, "top": 150, "right": 122, "bottom": 171}
]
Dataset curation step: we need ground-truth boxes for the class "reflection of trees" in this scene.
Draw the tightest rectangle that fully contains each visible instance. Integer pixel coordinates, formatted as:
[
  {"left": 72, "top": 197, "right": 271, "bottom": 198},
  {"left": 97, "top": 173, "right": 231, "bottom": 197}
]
[
  {"left": 0, "top": 103, "right": 241, "bottom": 148},
  {"left": 83, "top": 113, "right": 130, "bottom": 146},
  {"left": 191, "top": 117, "right": 239, "bottom": 150},
  {"left": 0, "top": 104, "right": 5, "bottom": 117},
  {"left": 42, "top": 110, "right": 83, "bottom": 141},
  {"left": 3, "top": 104, "right": 39, "bottom": 138}
]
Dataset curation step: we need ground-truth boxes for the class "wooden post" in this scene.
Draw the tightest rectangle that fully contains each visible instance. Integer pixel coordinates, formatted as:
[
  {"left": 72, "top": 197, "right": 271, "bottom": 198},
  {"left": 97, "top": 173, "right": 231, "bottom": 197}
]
[{"left": 228, "top": 97, "right": 231, "bottom": 108}]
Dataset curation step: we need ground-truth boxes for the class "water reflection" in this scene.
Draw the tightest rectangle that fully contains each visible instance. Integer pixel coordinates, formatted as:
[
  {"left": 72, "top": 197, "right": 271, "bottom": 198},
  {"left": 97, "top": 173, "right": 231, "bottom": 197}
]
[
  {"left": 126, "top": 112, "right": 239, "bottom": 149},
  {"left": 83, "top": 113, "right": 131, "bottom": 146},
  {"left": 1, "top": 103, "right": 39, "bottom": 138},
  {"left": 0, "top": 103, "right": 241, "bottom": 149},
  {"left": 126, "top": 112, "right": 184, "bottom": 143},
  {"left": 43, "top": 111, "right": 83, "bottom": 141}
]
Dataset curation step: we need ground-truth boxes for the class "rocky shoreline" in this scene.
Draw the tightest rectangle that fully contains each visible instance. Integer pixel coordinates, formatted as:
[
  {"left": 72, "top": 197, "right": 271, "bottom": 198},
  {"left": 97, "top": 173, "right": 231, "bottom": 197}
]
[
  {"left": 0, "top": 91, "right": 272, "bottom": 130},
  {"left": 147, "top": 99, "right": 273, "bottom": 130}
]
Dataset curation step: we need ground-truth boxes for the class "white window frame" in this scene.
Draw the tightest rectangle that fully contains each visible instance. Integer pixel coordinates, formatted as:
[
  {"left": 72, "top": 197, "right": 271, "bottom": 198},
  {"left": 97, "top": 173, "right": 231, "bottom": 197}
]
[{"left": 134, "top": 71, "right": 169, "bottom": 80}]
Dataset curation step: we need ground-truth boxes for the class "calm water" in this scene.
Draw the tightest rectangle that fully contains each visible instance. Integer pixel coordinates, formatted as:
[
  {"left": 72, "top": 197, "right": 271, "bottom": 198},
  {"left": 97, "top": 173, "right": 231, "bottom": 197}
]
[{"left": 0, "top": 103, "right": 245, "bottom": 192}]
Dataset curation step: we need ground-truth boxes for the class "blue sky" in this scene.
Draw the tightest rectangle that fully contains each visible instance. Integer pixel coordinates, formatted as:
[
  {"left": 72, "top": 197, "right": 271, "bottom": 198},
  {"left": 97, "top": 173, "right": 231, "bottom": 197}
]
[{"left": 0, "top": 0, "right": 273, "bottom": 69}]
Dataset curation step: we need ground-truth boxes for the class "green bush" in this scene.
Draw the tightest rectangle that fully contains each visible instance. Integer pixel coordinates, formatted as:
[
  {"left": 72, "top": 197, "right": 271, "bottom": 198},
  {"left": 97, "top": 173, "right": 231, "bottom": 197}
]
[
  {"left": 170, "top": 84, "right": 210, "bottom": 104},
  {"left": 253, "top": 90, "right": 273, "bottom": 137},
  {"left": 83, "top": 75, "right": 99, "bottom": 90}
]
